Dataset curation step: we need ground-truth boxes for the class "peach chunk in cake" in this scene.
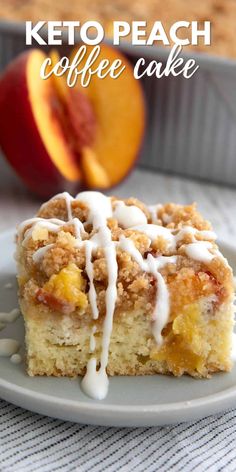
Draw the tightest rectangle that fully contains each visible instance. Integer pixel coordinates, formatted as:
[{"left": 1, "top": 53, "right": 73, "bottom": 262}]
[{"left": 16, "top": 191, "right": 234, "bottom": 399}]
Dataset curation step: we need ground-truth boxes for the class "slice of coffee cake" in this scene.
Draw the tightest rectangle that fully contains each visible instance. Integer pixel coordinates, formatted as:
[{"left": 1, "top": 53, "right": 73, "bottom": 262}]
[{"left": 16, "top": 191, "right": 234, "bottom": 399}]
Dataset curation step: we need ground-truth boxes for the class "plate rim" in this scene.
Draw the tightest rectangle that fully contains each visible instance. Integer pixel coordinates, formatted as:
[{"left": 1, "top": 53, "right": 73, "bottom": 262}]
[{"left": 0, "top": 228, "right": 236, "bottom": 425}]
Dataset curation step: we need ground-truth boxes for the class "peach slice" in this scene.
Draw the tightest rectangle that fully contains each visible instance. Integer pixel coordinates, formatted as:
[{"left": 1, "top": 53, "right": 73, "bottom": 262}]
[
  {"left": 64, "top": 87, "right": 96, "bottom": 152},
  {"left": 46, "top": 46, "right": 145, "bottom": 191},
  {"left": 0, "top": 50, "right": 82, "bottom": 197},
  {"left": 0, "top": 46, "right": 145, "bottom": 196},
  {"left": 81, "top": 147, "right": 110, "bottom": 188},
  {"left": 70, "top": 44, "right": 145, "bottom": 188}
]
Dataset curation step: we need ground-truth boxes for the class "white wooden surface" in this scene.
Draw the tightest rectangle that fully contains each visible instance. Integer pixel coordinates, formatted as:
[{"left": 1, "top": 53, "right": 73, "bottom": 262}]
[{"left": 0, "top": 157, "right": 236, "bottom": 245}]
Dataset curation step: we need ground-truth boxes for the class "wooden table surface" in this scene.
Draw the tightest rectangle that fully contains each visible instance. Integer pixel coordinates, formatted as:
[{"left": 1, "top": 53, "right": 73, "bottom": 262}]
[{"left": 0, "top": 159, "right": 236, "bottom": 245}]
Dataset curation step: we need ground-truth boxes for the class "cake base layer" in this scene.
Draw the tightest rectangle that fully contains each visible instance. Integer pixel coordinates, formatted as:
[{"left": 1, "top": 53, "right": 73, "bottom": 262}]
[{"left": 21, "top": 299, "right": 233, "bottom": 379}]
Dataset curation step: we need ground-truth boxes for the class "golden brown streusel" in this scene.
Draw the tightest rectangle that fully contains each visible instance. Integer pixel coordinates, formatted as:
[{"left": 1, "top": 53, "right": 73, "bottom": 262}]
[
  {"left": 157, "top": 203, "right": 211, "bottom": 231},
  {"left": 17, "top": 196, "right": 233, "bottom": 321}
]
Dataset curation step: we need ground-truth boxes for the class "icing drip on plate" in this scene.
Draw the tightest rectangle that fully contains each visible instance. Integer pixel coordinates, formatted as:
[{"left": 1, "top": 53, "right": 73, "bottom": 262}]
[
  {"left": 0, "top": 308, "right": 20, "bottom": 324},
  {"left": 18, "top": 191, "right": 225, "bottom": 400},
  {"left": 0, "top": 308, "right": 22, "bottom": 363},
  {"left": 0, "top": 338, "right": 20, "bottom": 357},
  {"left": 10, "top": 353, "right": 22, "bottom": 364}
]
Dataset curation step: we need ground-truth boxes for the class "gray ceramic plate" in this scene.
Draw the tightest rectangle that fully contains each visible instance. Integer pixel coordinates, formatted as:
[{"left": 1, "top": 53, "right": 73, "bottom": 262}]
[{"left": 0, "top": 229, "right": 236, "bottom": 427}]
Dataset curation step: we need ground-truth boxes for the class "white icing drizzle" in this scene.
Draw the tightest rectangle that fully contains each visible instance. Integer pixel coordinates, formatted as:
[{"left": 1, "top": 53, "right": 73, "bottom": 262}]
[
  {"left": 79, "top": 191, "right": 112, "bottom": 226},
  {"left": 132, "top": 224, "right": 176, "bottom": 251},
  {"left": 132, "top": 225, "right": 216, "bottom": 255},
  {"left": 0, "top": 308, "right": 20, "bottom": 324},
  {"left": 18, "top": 217, "right": 44, "bottom": 234},
  {"left": 18, "top": 217, "right": 63, "bottom": 236},
  {"left": 78, "top": 191, "right": 117, "bottom": 400},
  {"left": 40, "top": 191, "right": 73, "bottom": 221},
  {"left": 81, "top": 357, "right": 109, "bottom": 400},
  {"left": 89, "top": 326, "right": 97, "bottom": 352},
  {"left": 119, "top": 235, "right": 176, "bottom": 344},
  {"left": 175, "top": 226, "right": 216, "bottom": 244},
  {"left": 162, "top": 214, "right": 173, "bottom": 224},
  {"left": 84, "top": 241, "right": 99, "bottom": 320},
  {"left": 148, "top": 255, "right": 177, "bottom": 344},
  {"left": 185, "top": 241, "right": 214, "bottom": 263},
  {"left": 33, "top": 244, "right": 55, "bottom": 263},
  {"left": 152, "top": 271, "right": 169, "bottom": 344},
  {"left": 113, "top": 201, "right": 147, "bottom": 228},
  {"left": 0, "top": 339, "right": 20, "bottom": 357},
  {"left": 63, "top": 192, "right": 73, "bottom": 221},
  {"left": 73, "top": 218, "right": 86, "bottom": 240},
  {"left": 119, "top": 235, "right": 146, "bottom": 270},
  {"left": 214, "top": 249, "right": 230, "bottom": 268},
  {"left": 148, "top": 204, "right": 162, "bottom": 224},
  {"left": 32, "top": 217, "right": 85, "bottom": 263},
  {"left": 21, "top": 219, "right": 64, "bottom": 246},
  {"left": 17, "top": 191, "right": 227, "bottom": 400}
]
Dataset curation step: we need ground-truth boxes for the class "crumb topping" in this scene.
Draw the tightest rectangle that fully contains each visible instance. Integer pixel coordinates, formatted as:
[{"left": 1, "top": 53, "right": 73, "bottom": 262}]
[
  {"left": 16, "top": 191, "right": 234, "bottom": 400},
  {"left": 16, "top": 192, "right": 233, "bottom": 321}
]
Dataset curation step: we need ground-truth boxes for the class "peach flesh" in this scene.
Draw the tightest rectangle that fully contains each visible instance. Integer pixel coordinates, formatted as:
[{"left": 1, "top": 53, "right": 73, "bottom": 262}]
[
  {"left": 70, "top": 44, "right": 146, "bottom": 188},
  {"left": 27, "top": 51, "right": 82, "bottom": 182}
]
